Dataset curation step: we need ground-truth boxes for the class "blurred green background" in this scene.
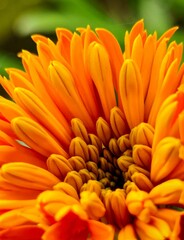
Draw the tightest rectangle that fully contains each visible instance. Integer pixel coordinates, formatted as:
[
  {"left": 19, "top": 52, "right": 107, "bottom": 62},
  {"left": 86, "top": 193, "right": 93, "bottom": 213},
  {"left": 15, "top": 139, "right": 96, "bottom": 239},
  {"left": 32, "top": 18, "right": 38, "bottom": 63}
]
[{"left": 0, "top": 0, "right": 184, "bottom": 78}]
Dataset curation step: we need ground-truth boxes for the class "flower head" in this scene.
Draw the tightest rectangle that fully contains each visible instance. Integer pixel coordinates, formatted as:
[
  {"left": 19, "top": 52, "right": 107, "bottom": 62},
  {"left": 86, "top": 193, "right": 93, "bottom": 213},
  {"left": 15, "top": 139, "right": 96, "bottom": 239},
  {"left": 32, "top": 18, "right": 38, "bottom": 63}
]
[{"left": 0, "top": 19, "right": 184, "bottom": 239}]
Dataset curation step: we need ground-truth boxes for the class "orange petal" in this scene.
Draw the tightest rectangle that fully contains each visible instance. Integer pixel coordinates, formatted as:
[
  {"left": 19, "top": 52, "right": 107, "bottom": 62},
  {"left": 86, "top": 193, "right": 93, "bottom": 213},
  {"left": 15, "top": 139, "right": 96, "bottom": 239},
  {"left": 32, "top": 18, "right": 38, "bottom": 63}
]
[
  {"left": 0, "top": 225, "right": 43, "bottom": 240},
  {"left": 119, "top": 59, "right": 144, "bottom": 128},
  {"left": 149, "top": 179, "right": 184, "bottom": 204},
  {"left": 96, "top": 28, "right": 123, "bottom": 91},
  {"left": 42, "top": 209, "right": 89, "bottom": 240},
  {"left": 88, "top": 220, "right": 115, "bottom": 240},
  {"left": 11, "top": 117, "right": 68, "bottom": 158},
  {"left": 118, "top": 224, "right": 137, "bottom": 240},
  {"left": 87, "top": 42, "right": 116, "bottom": 121},
  {"left": 1, "top": 162, "right": 60, "bottom": 190}
]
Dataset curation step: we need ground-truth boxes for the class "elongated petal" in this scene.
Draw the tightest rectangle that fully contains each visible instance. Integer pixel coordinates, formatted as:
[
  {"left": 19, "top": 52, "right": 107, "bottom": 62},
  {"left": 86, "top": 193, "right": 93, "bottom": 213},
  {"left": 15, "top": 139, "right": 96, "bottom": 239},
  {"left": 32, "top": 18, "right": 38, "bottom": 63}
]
[
  {"left": 119, "top": 59, "right": 144, "bottom": 128},
  {"left": 14, "top": 87, "right": 72, "bottom": 147},
  {"left": 0, "top": 225, "right": 43, "bottom": 240},
  {"left": 1, "top": 162, "right": 60, "bottom": 190},
  {"left": 87, "top": 42, "right": 116, "bottom": 120},
  {"left": 96, "top": 28, "right": 123, "bottom": 90},
  {"left": 11, "top": 117, "right": 68, "bottom": 158}
]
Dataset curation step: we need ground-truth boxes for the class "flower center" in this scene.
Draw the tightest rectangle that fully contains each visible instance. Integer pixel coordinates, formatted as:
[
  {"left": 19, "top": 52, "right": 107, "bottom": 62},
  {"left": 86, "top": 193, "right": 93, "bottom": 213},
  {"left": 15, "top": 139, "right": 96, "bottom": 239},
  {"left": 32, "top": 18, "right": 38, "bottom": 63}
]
[{"left": 47, "top": 107, "right": 154, "bottom": 195}]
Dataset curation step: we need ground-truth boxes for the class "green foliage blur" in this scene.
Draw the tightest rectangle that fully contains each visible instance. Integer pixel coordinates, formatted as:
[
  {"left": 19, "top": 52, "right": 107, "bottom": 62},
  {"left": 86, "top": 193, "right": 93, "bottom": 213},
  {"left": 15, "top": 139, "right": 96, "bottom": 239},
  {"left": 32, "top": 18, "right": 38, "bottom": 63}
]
[{"left": 0, "top": 0, "right": 184, "bottom": 80}]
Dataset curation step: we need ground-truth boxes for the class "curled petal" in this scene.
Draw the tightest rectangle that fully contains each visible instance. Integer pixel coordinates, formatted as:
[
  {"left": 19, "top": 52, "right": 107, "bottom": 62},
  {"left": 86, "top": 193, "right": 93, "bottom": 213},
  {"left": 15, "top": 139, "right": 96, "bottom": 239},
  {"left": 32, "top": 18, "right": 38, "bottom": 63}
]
[
  {"left": 42, "top": 208, "right": 89, "bottom": 240},
  {"left": 53, "top": 182, "right": 79, "bottom": 200},
  {"left": 80, "top": 191, "right": 105, "bottom": 220},
  {"left": 126, "top": 190, "right": 156, "bottom": 220},
  {"left": 37, "top": 190, "right": 79, "bottom": 221}
]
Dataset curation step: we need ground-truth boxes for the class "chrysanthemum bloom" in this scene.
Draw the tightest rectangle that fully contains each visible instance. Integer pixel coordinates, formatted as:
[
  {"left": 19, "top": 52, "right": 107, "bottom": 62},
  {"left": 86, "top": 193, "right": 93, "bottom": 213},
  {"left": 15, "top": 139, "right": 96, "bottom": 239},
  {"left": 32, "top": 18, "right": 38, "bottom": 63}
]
[{"left": 0, "top": 19, "right": 184, "bottom": 239}]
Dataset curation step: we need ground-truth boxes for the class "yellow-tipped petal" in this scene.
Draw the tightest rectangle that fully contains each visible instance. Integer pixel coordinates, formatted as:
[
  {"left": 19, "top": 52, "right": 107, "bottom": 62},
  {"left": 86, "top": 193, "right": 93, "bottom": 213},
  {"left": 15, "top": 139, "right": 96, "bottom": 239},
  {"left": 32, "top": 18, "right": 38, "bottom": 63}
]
[{"left": 119, "top": 59, "right": 144, "bottom": 128}]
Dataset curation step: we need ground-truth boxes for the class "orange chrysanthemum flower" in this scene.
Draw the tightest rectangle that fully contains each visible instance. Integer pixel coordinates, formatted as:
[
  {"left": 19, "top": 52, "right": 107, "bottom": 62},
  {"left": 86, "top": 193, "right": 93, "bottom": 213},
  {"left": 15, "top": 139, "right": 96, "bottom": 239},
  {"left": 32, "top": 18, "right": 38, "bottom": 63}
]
[{"left": 0, "top": 19, "right": 184, "bottom": 239}]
